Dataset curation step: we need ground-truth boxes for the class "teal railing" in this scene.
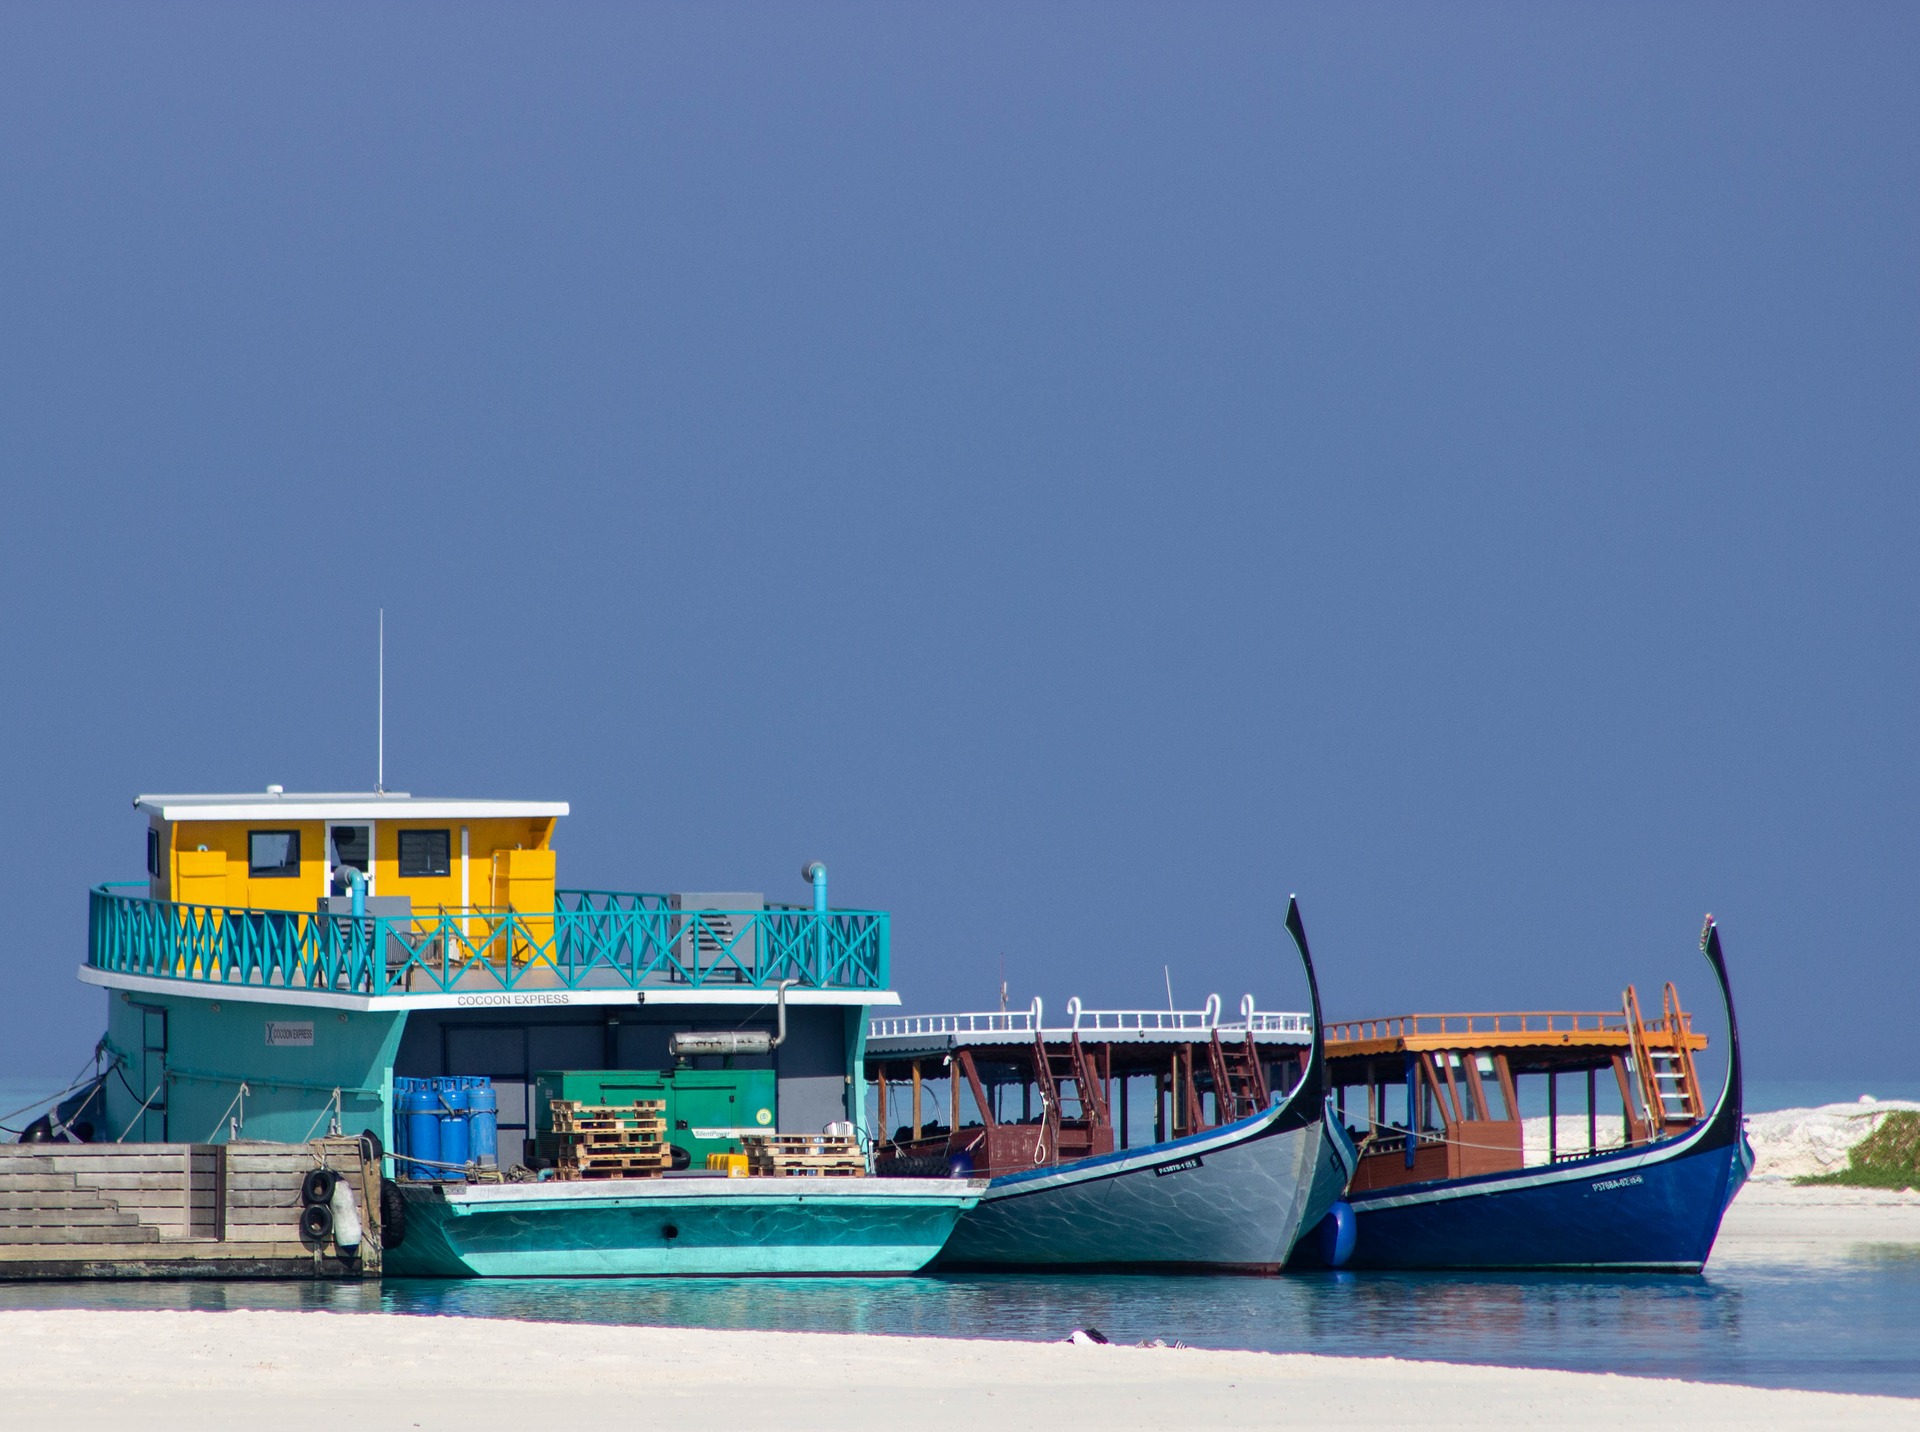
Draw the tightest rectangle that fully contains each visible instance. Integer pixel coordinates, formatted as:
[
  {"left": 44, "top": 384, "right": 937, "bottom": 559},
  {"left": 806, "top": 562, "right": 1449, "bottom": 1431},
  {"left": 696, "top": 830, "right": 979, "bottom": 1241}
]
[{"left": 88, "top": 883, "right": 889, "bottom": 997}]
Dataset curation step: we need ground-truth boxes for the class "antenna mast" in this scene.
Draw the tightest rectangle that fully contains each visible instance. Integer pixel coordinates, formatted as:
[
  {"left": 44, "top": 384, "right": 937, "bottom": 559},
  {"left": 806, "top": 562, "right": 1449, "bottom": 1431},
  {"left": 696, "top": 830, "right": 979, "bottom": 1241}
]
[{"left": 377, "top": 608, "right": 385, "bottom": 793}]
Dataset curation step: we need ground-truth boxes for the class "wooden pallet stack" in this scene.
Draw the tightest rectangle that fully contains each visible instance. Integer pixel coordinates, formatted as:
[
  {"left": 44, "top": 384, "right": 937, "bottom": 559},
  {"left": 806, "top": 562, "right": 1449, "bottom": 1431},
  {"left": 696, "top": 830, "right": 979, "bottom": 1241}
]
[
  {"left": 742, "top": 1133, "right": 867, "bottom": 1178},
  {"left": 537, "top": 1100, "right": 670, "bottom": 1180}
]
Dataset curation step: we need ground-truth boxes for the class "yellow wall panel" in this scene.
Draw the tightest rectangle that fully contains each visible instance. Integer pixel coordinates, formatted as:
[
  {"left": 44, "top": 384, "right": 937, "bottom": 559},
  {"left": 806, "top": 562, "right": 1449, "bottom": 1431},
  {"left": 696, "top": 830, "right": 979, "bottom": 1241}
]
[
  {"left": 159, "top": 814, "right": 560, "bottom": 915},
  {"left": 170, "top": 820, "right": 325, "bottom": 911},
  {"left": 374, "top": 817, "right": 558, "bottom": 913}
]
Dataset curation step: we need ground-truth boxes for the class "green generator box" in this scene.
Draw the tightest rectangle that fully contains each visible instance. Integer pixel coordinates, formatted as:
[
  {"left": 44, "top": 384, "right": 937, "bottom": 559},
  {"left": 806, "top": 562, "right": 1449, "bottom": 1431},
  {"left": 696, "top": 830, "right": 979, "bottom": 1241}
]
[{"left": 533, "top": 1068, "right": 777, "bottom": 1168}]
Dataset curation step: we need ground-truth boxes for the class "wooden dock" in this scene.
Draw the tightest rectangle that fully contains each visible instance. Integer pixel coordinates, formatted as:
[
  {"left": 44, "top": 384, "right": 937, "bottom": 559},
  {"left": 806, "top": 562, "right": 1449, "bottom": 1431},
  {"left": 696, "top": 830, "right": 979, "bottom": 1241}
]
[{"left": 0, "top": 1137, "right": 380, "bottom": 1280}]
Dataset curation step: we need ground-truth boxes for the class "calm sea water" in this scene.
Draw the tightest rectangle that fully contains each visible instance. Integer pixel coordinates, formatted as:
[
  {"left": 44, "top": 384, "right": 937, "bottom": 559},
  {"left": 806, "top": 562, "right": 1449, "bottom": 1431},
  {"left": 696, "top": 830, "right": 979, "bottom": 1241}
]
[
  {"left": 1, "top": 1249, "right": 1914, "bottom": 1400},
  {"left": 6, "top": 1072, "right": 1918, "bottom": 1400}
]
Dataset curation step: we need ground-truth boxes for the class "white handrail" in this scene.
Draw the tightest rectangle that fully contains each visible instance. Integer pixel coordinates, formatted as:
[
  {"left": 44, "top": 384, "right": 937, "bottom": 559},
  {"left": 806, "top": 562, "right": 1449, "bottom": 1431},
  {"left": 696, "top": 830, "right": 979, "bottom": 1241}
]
[{"left": 869, "top": 996, "right": 1312, "bottom": 1041}]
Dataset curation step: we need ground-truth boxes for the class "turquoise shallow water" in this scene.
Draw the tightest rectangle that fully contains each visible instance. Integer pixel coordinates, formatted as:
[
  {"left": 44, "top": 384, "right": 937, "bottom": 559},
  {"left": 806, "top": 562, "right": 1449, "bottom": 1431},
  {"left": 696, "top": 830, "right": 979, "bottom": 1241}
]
[
  {"left": 5, "top": 1071, "right": 1918, "bottom": 1399},
  {"left": 2, "top": 1250, "right": 1914, "bottom": 1400}
]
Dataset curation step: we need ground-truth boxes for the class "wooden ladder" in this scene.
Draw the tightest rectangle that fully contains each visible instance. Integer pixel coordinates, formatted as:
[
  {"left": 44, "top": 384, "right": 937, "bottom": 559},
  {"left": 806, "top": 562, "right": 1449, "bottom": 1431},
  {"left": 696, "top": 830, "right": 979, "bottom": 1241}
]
[
  {"left": 1206, "top": 1029, "right": 1271, "bottom": 1125},
  {"left": 1624, "top": 983, "right": 1703, "bottom": 1135},
  {"left": 1031, "top": 1032, "right": 1107, "bottom": 1158}
]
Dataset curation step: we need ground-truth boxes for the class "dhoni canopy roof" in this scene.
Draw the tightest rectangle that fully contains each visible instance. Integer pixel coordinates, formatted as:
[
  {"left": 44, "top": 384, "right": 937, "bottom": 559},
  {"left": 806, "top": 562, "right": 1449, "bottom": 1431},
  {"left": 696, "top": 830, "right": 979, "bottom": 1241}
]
[{"left": 133, "top": 791, "right": 570, "bottom": 822}]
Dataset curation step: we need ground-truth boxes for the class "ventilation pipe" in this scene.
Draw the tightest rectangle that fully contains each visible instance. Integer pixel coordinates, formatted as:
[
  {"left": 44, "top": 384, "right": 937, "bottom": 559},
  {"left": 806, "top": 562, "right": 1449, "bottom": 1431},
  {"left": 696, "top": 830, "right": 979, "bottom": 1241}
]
[
  {"left": 668, "top": 980, "right": 795, "bottom": 1060},
  {"left": 344, "top": 866, "right": 366, "bottom": 919},
  {"left": 803, "top": 861, "right": 827, "bottom": 912}
]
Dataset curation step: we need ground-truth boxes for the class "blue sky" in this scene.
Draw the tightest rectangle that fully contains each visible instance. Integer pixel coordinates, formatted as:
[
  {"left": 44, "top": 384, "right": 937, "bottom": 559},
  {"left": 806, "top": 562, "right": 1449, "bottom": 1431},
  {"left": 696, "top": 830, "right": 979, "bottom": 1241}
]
[{"left": 0, "top": 5, "right": 1914, "bottom": 1081}]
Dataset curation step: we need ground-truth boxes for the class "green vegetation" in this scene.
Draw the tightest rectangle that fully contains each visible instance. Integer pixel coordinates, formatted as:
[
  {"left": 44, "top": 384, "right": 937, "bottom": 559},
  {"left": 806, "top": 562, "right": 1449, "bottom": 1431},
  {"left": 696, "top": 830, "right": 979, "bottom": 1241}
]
[{"left": 1799, "top": 1110, "right": 1920, "bottom": 1189}]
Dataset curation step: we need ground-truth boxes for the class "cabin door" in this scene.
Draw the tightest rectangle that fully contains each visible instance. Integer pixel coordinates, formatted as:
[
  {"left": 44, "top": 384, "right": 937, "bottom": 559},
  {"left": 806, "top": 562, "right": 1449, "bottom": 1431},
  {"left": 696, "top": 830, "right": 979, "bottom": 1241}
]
[{"left": 329, "top": 824, "right": 373, "bottom": 895}]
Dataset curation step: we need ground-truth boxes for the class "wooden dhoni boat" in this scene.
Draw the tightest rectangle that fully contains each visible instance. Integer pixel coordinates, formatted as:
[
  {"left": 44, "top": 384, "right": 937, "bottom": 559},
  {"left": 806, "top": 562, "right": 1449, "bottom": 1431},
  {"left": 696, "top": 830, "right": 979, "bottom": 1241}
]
[
  {"left": 866, "top": 898, "right": 1354, "bottom": 1272},
  {"left": 1300, "top": 917, "right": 1750, "bottom": 1272}
]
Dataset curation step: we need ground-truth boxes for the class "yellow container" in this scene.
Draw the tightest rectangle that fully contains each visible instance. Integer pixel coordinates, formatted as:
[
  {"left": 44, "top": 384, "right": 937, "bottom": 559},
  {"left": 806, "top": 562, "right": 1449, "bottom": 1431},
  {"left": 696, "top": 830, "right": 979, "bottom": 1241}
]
[
  {"left": 175, "top": 848, "right": 229, "bottom": 906},
  {"left": 705, "top": 1152, "right": 749, "bottom": 1178},
  {"left": 173, "top": 849, "right": 230, "bottom": 975},
  {"left": 491, "top": 847, "right": 557, "bottom": 965}
]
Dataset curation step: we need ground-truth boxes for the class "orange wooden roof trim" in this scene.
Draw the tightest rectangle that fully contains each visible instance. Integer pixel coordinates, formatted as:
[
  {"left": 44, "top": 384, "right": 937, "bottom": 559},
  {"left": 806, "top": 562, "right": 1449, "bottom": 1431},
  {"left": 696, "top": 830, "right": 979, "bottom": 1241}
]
[
  {"left": 1329, "top": 1029, "right": 1708, "bottom": 1058},
  {"left": 1325, "top": 1010, "right": 1707, "bottom": 1059}
]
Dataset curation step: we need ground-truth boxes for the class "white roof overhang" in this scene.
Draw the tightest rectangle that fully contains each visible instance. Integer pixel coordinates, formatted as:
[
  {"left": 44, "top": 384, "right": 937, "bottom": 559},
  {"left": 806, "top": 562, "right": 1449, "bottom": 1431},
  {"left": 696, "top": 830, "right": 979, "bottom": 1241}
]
[{"left": 134, "top": 793, "right": 569, "bottom": 822}]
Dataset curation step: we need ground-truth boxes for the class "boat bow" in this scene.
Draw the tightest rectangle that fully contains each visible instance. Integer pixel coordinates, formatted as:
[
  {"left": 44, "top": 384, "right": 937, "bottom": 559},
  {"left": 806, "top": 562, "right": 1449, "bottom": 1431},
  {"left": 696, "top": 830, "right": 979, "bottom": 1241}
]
[{"left": 1276, "top": 895, "right": 1326, "bottom": 1133}]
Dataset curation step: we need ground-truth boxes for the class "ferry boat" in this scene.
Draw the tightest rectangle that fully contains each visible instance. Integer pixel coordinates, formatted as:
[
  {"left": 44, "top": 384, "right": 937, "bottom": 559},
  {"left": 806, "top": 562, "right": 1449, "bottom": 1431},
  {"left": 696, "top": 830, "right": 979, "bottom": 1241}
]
[
  {"left": 864, "top": 899, "right": 1352, "bottom": 1271},
  {"left": 79, "top": 789, "right": 978, "bottom": 1276},
  {"left": 1298, "top": 917, "right": 1749, "bottom": 1272}
]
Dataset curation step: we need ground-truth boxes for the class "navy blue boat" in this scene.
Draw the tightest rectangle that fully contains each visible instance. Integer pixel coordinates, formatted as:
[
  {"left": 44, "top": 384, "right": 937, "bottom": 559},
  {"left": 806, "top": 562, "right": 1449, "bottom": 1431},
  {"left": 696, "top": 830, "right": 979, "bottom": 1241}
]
[{"left": 1304, "top": 917, "right": 1750, "bottom": 1272}]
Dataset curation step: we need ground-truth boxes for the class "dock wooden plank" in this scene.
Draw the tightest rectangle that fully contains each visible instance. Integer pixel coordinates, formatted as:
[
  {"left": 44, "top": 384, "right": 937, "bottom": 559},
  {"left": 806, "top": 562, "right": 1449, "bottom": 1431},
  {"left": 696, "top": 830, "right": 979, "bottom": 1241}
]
[
  {"left": 0, "top": 1139, "right": 379, "bottom": 1280},
  {"left": 0, "top": 1226, "right": 161, "bottom": 1245}
]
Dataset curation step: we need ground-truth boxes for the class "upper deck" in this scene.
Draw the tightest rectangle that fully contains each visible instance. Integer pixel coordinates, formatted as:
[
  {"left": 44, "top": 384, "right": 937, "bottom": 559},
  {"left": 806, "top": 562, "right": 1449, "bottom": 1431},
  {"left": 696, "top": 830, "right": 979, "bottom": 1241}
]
[
  {"left": 1324, "top": 1007, "right": 1706, "bottom": 1073},
  {"left": 867, "top": 994, "right": 1311, "bottom": 1063},
  {"left": 86, "top": 885, "right": 892, "bottom": 1009},
  {"left": 86, "top": 789, "right": 893, "bottom": 1009}
]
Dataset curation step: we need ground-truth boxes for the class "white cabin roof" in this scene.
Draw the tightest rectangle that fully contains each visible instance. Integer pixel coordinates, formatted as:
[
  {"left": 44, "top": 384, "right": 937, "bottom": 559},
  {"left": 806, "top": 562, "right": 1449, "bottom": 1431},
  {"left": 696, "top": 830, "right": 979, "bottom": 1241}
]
[{"left": 133, "top": 791, "right": 570, "bottom": 822}]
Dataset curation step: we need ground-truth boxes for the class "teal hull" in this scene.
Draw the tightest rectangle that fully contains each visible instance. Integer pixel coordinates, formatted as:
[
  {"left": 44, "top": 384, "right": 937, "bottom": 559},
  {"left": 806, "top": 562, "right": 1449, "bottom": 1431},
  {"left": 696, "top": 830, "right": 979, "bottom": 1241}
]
[{"left": 387, "top": 1177, "right": 981, "bottom": 1277}]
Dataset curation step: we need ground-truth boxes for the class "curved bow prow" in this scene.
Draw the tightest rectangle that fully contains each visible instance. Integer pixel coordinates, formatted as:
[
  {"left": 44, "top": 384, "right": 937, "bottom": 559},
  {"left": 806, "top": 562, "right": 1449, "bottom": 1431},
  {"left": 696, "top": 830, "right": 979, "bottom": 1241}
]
[
  {"left": 1697, "top": 914, "right": 1744, "bottom": 1152},
  {"left": 1281, "top": 895, "right": 1326, "bottom": 1123}
]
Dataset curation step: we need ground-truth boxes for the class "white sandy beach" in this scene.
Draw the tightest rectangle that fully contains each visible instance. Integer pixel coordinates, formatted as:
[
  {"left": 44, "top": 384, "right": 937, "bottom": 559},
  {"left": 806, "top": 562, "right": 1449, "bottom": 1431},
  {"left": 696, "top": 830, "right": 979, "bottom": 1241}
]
[{"left": 1, "top": 1304, "right": 1913, "bottom": 1432}]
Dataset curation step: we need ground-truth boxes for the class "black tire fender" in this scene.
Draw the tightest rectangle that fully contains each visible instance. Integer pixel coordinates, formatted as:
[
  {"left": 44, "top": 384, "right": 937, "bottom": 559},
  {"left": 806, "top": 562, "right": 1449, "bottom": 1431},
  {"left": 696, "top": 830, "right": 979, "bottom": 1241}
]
[
  {"left": 301, "top": 1168, "right": 339, "bottom": 1206},
  {"left": 379, "top": 1178, "right": 408, "bottom": 1250},
  {"left": 300, "top": 1202, "right": 334, "bottom": 1242}
]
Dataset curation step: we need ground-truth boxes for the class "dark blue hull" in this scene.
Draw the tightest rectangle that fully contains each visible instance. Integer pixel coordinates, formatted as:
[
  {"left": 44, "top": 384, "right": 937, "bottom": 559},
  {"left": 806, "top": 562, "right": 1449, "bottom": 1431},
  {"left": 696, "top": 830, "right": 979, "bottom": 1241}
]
[
  {"left": 1336, "top": 915, "right": 1751, "bottom": 1272},
  {"left": 1344, "top": 1121, "right": 1749, "bottom": 1270}
]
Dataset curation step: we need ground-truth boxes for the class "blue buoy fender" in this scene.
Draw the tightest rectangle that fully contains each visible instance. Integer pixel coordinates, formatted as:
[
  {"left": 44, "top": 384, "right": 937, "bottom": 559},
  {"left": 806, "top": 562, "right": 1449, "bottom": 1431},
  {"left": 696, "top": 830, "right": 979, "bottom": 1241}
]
[{"left": 1317, "top": 1201, "right": 1357, "bottom": 1268}]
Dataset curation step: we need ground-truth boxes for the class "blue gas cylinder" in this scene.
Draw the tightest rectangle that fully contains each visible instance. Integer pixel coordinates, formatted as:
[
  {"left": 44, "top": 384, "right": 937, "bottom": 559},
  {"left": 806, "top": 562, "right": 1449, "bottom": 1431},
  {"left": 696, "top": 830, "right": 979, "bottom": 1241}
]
[
  {"left": 465, "top": 1078, "right": 499, "bottom": 1169},
  {"left": 436, "top": 1078, "right": 471, "bottom": 1179},
  {"left": 402, "top": 1080, "right": 441, "bottom": 1181}
]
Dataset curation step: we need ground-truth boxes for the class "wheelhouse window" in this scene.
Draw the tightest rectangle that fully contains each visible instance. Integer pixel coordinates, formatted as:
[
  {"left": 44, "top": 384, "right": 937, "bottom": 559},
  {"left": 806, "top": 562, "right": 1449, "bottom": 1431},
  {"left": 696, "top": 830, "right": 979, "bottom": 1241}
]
[
  {"left": 248, "top": 830, "right": 301, "bottom": 878},
  {"left": 329, "top": 825, "right": 370, "bottom": 873},
  {"left": 398, "top": 829, "right": 451, "bottom": 878},
  {"left": 1476, "top": 1053, "right": 1511, "bottom": 1120},
  {"left": 146, "top": 829, "right": 160, "bottom": 876}
]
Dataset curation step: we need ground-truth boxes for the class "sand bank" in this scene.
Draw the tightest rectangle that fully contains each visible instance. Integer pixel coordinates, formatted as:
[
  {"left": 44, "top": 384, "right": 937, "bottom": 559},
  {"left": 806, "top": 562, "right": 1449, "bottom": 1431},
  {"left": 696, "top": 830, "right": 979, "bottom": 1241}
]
[
  {"left": 0, "top": 1309, "right": 1911, "bottom": 1431},
  {"left": 1744, "top": 1099, "right": 1920, "bottom": 1180},
  {"left": 1715, "top": 1179, "right": 1920, "bottom": 1263},
  {"left": 1518, "top": 1098, "right": 1920, "bottom": 1178}
]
